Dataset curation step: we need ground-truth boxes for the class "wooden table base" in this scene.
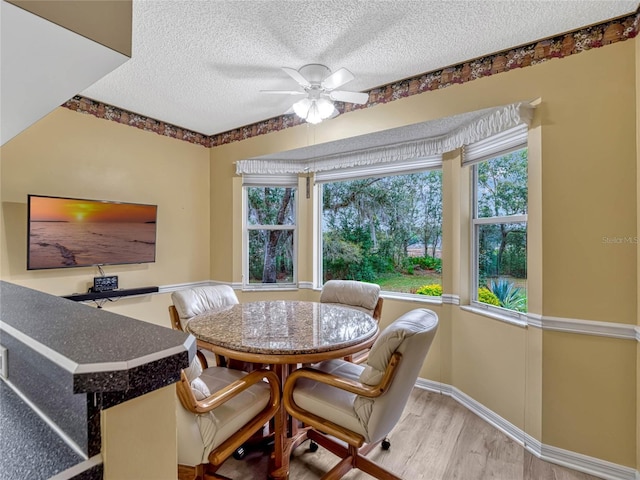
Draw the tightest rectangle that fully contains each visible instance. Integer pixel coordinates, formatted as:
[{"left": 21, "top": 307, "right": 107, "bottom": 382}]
[{"left": 267, "top": 364, "right": 313, "bottom": 480}]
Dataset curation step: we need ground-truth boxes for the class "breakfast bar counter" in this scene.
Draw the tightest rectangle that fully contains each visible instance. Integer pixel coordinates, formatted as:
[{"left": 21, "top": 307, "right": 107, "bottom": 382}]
[{"left": 0, "top": 280, "right": 194, "bottom": 479}]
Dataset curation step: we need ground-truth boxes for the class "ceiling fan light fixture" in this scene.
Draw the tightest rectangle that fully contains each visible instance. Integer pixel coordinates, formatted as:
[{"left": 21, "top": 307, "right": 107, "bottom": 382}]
[
  {"left": 292, "top": 98, "right": 312, "bottom": 118},
  {"left": 316, "top": 97, "right": 336, "bottom": 118},
  {"left": 293, "top": 97, "right": 337, "bottom": 124},
  {"left": 264, "top": 64, "right": 367, "bottom": 125},
  {"left": 305, "top": 101, "right": 323, "bottom": 124}
]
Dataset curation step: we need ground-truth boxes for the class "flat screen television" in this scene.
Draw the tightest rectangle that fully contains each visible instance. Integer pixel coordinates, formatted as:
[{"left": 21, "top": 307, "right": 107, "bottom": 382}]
[{"left": 27, "top": 195, "right": 157, "bottom": 270}]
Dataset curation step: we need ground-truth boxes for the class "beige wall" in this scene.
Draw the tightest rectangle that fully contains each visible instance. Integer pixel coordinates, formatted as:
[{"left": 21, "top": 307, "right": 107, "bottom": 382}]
[
  {"left": 525, "top": 325, "right": 543, "bottom": 443},
  {"left": 543, "top": 331, "right": 637, "bottom": 466},
  {"left": 453, "top": 309, "right": 527, "bottom": 428},
  {"left": 102, "top": 385, "right": 177, "bottom": 480},
  {"left": 210, "top": 40, "right": 638, "bottom": 467},
  {"left": 539, "top": 54, "right": 637, "bottom": 325},
  {"left": 0, "top": 107, "right": 210, "bottom": 326}
]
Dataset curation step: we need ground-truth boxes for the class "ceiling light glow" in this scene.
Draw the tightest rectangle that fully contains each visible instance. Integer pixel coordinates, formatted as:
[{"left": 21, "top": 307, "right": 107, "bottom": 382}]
[{"left": 293, "top": 97, "right": 337, "bottom": 124}]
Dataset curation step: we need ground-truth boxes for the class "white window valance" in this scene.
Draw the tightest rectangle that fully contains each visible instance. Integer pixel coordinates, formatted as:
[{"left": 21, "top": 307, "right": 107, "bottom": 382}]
[
  {"left": 462, "top": 123, "right": 529, "bottom": 166},
  {"left": 314, "top": 155, "right": 442, "bottom": 183},
  {"left": 235, "top": 101, "right": 534, "bottom": 176}
]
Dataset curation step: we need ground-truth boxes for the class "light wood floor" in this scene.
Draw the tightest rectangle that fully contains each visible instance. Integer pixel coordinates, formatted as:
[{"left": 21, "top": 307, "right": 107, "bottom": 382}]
[{"left": 179, "top": 389, "right": 601, "bottom": 480}]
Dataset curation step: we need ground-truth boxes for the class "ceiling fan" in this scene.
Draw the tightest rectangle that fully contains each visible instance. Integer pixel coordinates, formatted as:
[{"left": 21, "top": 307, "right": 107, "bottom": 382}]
[{"left": 261, "top": 64, "right": 369, "bottom": 124}]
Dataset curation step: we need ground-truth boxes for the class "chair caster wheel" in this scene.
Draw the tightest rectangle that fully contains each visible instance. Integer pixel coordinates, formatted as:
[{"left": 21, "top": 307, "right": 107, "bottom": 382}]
[
  {"left": 309, "top": 440, "right": 319, "bottom": 452},
  {"left": 233, "top": 447, "right": 246, "bottom": 460},
  {"left": 381, "top": 438, "right": 391, "bottom": 450}
]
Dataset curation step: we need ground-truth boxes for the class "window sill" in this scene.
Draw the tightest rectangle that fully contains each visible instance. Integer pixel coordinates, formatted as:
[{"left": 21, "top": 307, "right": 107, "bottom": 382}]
[
  {"left": 459, "top": 305, "right": 528, "bottom": 328},
  {"left": 310, "top": 288, "right": 443, "bottom": 305},
  {"left": 241, "top": 285, "right": 299, "bottom": 292},
  {"left": 380, "top": 291, "right": 443, "bottom": 305}
]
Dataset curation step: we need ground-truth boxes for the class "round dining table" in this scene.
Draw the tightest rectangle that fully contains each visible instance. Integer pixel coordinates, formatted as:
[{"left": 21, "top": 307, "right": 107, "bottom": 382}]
[{"left": 185, "top": 300, "right": 379, "bottom": 480}]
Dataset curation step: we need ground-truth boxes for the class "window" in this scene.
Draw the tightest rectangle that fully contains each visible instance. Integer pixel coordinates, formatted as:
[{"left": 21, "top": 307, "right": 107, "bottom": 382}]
[
  {"left": 316, "top": 157, "right": 442, "bottom": 296},
  {"left": 466, "top": 125, "right": 528, "bottom": 314},
  {"left": 243, "top": 176, "right": 297, "bottom": 288}
]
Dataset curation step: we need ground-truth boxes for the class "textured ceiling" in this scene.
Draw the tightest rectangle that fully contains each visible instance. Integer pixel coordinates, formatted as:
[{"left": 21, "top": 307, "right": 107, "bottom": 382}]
[{"left": 81, "top": 0, "right": 639, "bottom": 136}]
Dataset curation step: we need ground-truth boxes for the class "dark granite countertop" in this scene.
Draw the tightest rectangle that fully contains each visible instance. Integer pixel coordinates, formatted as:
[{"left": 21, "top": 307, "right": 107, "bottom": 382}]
[
  {"left": 0, "top": 379, "right": 91, "bottom": 480},
  {"left": 0, "top": 281, "right": 194, "bottom": 394}
]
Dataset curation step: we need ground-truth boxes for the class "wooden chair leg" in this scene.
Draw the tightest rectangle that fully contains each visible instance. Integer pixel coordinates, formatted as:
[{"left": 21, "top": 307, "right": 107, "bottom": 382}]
[
  {"left": 177, "top": 463, "right": 236, "bottom": 480},
  {"left": 359, "top": 440, "right": 378, "bottom": 456},
  {"left": 203, "top": 464, "right": 233, "bottom": 480},
  {"left": 320, "top": 454, "right": 355, "bottom": 480},
  {"left": 307, "top": 430, "right": 402, "bottom": 480},
  {"left": 354, "top": 454, "right": 402, "bottom": 480},
  {"left": 194, "top": 464, "right": 205, "bottom": 480}
]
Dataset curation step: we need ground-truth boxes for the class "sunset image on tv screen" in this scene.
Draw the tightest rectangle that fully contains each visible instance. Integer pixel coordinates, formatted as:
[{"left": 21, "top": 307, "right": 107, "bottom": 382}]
[{"left": 28, "top": 196, "right": 157, "bottom": 270}]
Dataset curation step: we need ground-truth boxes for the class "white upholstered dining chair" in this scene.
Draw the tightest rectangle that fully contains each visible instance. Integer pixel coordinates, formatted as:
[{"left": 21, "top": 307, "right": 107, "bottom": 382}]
[
  {"left": 169, "top": 285, "right": 239, "bottom": 332},
  {"left": 320, "top": 279, "right": 383, "bottom": 321},
  {"left": 320, "top": 279, "right": 384, "bottom": 363},
  {"left": 169, "top": 285, "right": 239, "bottom": 368},
  {"left": 283, "top": 308, "right": 438, "bottom": 480},
  {"left": 176, "top": 355, "right": 280, "bottom": 480}
]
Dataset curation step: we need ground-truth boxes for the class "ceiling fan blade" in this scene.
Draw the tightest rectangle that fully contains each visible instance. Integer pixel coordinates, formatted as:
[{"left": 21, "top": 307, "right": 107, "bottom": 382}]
[
  {"left": 321, "top": 68, "right": 355, "bottom": 90},
  {"left": 260, "top": 89, "right": 307, "bottom": 95},
  {"left": 282, "top": 67, "right": 311, "bottom": 88},
  {"left": 329, "top": 90, "right": 369, "bottom": 104}
]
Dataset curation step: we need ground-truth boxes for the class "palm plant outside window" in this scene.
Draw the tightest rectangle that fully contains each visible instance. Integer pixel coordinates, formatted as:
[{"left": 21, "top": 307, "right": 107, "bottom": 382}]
[{"left": 472, "top": 147, "right": 528, "bottom": 313}]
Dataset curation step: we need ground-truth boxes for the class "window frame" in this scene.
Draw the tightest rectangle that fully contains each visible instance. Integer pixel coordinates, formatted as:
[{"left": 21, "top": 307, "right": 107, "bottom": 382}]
[
  {"left": 242, "top": 176, "right": 298, "bottom": 290},
  {"left": 466, "top": 127, "right": 529, "bottom": 320},
  {"left": 314, "top": 156, "right": 443, "bottom": 296}
]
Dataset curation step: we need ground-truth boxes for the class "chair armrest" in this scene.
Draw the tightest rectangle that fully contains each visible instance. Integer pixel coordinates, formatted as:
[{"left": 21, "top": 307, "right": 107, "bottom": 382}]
[
  {"left": 286, "top": 352, "right": 400, "bottom": 399},
  {"left": 177, "top": 368, "right": 280, "bottom": 415},
  {"left": 178, "top": 368, "right": 281, "bottom": 467},
  {"left": 195, "top": 350, "right": 209, "bottom": 369},
  {"left": 372, "top": 297, "right": 384, "bottom": 323},
  {"left": 282, "top": 353, "right": 401, "bottom": 448},
  {"left": 351, "top": 350, "right": 369, "bottom": 365},
  {"left": 168, "top": 305, "right": 183, "bottom": 331}
]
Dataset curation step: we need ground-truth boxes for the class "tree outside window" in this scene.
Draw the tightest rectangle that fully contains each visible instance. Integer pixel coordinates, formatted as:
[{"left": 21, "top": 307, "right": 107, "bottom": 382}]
[
  {"left": 320, "top": 170, "right": 442, "bottom": 295},
  {"left": 473, "top": 148, "right": 528, "bottom": 312},
  {"left": 246, "top": 186, "right": 296, "bottom": 284}
]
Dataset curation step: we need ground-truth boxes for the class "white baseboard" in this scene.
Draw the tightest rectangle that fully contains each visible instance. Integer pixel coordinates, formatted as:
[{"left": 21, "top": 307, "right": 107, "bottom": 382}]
[
  {"left": 453, "top": 385, "right": 526, "bottom": 447},
  {"left": 539, "top": 443, "right": 637, "bottom": 480},
  {"left": 415, "top": 378, "right": 524, "bottom": 446},
  {"left": 524, "top": 432, "right": 543, "bottom": 457},
  {"left": 414, "top": 378, "right": 638, "bottom": 480}
]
